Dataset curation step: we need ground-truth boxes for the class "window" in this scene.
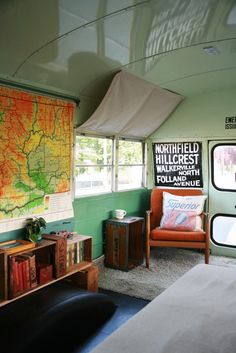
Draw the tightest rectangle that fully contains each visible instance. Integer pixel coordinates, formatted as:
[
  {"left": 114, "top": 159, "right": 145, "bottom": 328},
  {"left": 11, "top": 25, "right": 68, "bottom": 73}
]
[
  {"left": 211, "top": 214, "right": 236, "bottom": 247},
  {"left": 212, "top": 144, "right": 236, "bottom": 191},
  {"left": 75, "top": 135, "right": 146, "bottom": 196},
  {"left": 74, "top": 135, "right": 113, "bottom": 196},
  {"left": 117, "top": 139, "right": 145, "bottom": 191}
]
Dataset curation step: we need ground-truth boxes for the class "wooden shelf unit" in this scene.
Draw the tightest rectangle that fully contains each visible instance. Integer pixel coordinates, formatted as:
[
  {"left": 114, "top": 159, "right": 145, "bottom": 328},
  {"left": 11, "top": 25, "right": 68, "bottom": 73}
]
[{"left": 0, "top": 235, "right": 93, "bottom": 307}]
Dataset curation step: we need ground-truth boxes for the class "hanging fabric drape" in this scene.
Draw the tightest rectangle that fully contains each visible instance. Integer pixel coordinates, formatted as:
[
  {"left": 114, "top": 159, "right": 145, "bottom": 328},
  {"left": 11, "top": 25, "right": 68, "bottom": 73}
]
[{"left": 78, "top": 71, "right": 184, "bottom": 139}]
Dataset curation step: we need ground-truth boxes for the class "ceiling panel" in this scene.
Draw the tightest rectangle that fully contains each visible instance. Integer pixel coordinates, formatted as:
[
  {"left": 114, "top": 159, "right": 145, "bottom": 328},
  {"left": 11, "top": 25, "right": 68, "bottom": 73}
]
[{"left": 0, "top": 0, "right": 236, "bottom": 99}]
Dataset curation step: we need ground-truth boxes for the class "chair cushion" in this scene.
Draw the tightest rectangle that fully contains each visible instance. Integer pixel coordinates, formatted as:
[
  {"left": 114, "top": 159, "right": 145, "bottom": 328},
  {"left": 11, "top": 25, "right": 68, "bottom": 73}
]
[{"left": 150, "top": 228, "right": 205, "bottom": 241}]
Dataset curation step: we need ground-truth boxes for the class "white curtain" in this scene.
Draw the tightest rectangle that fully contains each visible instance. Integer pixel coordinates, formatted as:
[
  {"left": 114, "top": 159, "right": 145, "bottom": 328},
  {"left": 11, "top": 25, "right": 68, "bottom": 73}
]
[{"left": 78, "top": 71, "right": 184, "bottom": 139}]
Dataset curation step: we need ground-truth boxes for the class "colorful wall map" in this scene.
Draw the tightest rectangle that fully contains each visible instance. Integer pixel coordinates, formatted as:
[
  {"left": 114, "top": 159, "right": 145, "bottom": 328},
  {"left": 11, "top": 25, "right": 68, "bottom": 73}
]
[{"left": 0, "top": 86, "right": 75, "bottom": 231}]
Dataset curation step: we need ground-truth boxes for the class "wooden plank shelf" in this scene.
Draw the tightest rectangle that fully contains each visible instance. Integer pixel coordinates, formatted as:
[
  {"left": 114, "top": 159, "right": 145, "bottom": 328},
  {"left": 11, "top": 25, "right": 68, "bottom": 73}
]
[{"left": 0, "top": 235, "right": 93, "bottom": 307}]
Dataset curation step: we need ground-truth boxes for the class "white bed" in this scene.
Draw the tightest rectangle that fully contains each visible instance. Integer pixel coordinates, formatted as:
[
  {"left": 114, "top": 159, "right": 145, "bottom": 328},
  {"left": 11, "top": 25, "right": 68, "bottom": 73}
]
[{"left": 91, "top": 264, "right": 236, "bottom": 353}]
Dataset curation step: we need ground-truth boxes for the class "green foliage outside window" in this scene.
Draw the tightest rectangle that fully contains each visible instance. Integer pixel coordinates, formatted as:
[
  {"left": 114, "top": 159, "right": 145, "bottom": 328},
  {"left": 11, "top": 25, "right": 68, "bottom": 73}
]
[
  {"left": 118, "top": 140, "right": 143, "bottom": 165},
  {"left": 75, "top": 136, "right": 112, "bottom": 166},
  {"left": 74, "top": 134, "right": 145, "bottom": 195}
]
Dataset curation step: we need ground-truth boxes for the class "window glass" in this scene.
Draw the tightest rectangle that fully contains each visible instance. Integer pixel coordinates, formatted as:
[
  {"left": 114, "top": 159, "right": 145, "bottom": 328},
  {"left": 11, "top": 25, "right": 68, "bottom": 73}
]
[
  {"left": 212, "top": 144, "right": 236, "bottom": 191},
  {"left": 75, "top": 136, "right": 113, "bottom": 196},
  {"left": 211, "top": 215, "right": 236, "bottom": 247},
  {"left": 118, "top": 140, "right": 144, "bottom": 191},
  {"left": 75, "top": 135, "right": 146, "bottom": 196},
  {"left": 118, "top": 140, "right": 143, "bottom": 164},
  {"left": 76, "top": 135, "right": 112, "bottom": 165},
  {"left": 118, "top": 166, "right": 143, "bottom": 190}
]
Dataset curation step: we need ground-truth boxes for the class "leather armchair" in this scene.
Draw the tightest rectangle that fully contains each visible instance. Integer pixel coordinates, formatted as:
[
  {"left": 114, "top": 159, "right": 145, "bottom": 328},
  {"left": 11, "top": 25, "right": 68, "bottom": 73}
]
[{"left": 146, "top": 188, "right": 210, "bottom": 268}]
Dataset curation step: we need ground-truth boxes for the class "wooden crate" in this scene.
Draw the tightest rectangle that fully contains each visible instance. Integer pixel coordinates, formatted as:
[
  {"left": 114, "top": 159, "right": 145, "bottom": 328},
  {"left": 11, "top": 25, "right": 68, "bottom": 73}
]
[
  {"left": 67, "top": 265, "right": 99, "bottom": 292},
  {"left": 105, "top": 217, "right": 144, "bottom": 271}
]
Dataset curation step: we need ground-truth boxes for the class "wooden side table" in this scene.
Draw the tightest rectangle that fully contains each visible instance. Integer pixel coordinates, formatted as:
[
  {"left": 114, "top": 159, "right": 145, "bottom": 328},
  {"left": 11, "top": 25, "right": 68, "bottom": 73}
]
[{"left": 105, "top": 216, "right": 144, "bottom": 271}]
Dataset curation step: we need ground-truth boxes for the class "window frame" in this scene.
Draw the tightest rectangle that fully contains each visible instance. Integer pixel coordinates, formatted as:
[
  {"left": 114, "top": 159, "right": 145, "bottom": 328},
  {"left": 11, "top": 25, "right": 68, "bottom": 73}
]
[
  {"left": 116, "top": 137, "right": 146, "bottom": 191},
  {"left": 74, "top": 133, "right": 146, "bottom": 197},
  {"left": 211, "top": 142, "right": 236, "bottom": 192},
  {"left": 210, "top": 213, "right": 236, "bottom": 248},
  {"left": 74, "top": 134, "right": 115, "bottom": 196}
]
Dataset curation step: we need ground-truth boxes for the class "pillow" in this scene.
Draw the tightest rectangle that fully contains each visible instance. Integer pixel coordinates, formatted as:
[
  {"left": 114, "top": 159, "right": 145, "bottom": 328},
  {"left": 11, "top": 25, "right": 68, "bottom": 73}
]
[{"left": 159, "top": 192, "right": 207, "bottom": 231}]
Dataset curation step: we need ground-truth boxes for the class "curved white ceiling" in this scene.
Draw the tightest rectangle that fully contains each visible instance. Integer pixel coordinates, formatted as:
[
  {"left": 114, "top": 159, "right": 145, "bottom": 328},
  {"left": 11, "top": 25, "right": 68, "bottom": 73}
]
[{"left": 0, "top": 0, "right": 236, "bottom": 100}]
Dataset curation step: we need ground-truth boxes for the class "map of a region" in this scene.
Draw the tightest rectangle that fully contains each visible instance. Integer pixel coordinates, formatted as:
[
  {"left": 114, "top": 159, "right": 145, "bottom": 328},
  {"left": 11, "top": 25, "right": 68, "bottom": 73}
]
[{"left": 0, "top": 86, "right": 75, "bottom": 221}]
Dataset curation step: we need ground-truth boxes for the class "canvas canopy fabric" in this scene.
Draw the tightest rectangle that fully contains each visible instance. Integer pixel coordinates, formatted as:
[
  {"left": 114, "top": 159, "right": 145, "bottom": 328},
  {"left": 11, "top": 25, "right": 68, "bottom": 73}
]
[{"left": 77, "top": 71, "right": 184, "bottom": 139}]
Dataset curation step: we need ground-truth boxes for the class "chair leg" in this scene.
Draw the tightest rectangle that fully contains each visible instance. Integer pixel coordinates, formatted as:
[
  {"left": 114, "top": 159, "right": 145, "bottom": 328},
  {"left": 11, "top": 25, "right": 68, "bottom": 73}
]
[
  {"left": 205, "top": 247, "right": 210, "bottom": 264},
  {"left": 146, "top": 241, "right": 150, "bottom": 269}
]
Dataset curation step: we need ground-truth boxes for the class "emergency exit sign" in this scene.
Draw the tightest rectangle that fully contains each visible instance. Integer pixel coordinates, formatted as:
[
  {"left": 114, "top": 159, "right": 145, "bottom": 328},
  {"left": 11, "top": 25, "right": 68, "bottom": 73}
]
[{"left": 225, "top": 116, "right": 236, "bottom": 129}]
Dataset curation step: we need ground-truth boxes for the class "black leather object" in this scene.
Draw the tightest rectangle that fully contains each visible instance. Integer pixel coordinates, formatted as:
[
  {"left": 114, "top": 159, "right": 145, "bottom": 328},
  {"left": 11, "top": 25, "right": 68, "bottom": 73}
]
[{"left": 0, "top": 281, "right": 116, "bottom": 353}]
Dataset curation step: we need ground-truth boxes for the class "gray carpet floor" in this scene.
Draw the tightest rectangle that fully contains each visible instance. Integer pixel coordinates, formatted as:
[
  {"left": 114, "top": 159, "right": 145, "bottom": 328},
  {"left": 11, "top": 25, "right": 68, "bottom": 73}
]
[{"left": 98, "top": 248, "right": 236, "bottom": 300}]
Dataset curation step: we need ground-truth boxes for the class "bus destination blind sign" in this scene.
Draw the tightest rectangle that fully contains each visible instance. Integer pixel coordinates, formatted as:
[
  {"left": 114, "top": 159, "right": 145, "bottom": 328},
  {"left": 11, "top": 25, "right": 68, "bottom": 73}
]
[{"left": 152, "top": 142, "right": 203, "bottom": 188}]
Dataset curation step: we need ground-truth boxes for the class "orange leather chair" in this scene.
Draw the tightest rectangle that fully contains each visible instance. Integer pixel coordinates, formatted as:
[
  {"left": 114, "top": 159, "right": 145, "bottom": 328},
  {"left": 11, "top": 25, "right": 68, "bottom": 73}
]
[{"left": 146, "top": 188, "right": 210, "bottom": 268}]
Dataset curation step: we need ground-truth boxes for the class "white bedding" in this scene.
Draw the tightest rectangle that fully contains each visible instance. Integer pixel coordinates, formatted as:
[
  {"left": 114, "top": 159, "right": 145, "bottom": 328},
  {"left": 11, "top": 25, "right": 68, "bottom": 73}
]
[{"left": 91, "top": 264, "right": 236, "bottom": 353}]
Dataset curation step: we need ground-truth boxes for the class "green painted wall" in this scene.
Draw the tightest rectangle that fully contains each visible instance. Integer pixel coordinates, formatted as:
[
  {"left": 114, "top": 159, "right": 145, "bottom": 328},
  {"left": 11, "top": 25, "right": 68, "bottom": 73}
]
[
  {"left": 73, "top": 189, "right": 149, "bottom": 259},
  {"left": 5, "top": 187, "right": 149, "bottom": 262},
  {"left": 0, "top": 218, "right": 74, "bottom": 243},
  {"left": 147, "top": 87, "right": 236, "bottom": 257}
]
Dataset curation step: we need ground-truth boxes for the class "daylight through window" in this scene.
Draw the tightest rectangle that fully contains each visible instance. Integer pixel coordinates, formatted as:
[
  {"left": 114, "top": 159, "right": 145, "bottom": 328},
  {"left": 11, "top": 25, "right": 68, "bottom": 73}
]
[
  {"left": 75, "top": 135, "right": 146, "bottom": 196},
  {"left": 117, "top": 139, "right": 145, "bottom": 191},
  {"left": 212, "top": 144, "right": 236, "bottom": 191}
]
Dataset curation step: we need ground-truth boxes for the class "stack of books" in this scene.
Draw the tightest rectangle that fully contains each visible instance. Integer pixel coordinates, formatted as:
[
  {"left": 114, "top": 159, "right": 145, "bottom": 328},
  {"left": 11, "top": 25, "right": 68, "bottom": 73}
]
[
  {"left": 42, "top": 232, "right": 89, "bottom": 272},
  {"left": 9, "top": 252, "right": 37, "bottom": 299}
]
